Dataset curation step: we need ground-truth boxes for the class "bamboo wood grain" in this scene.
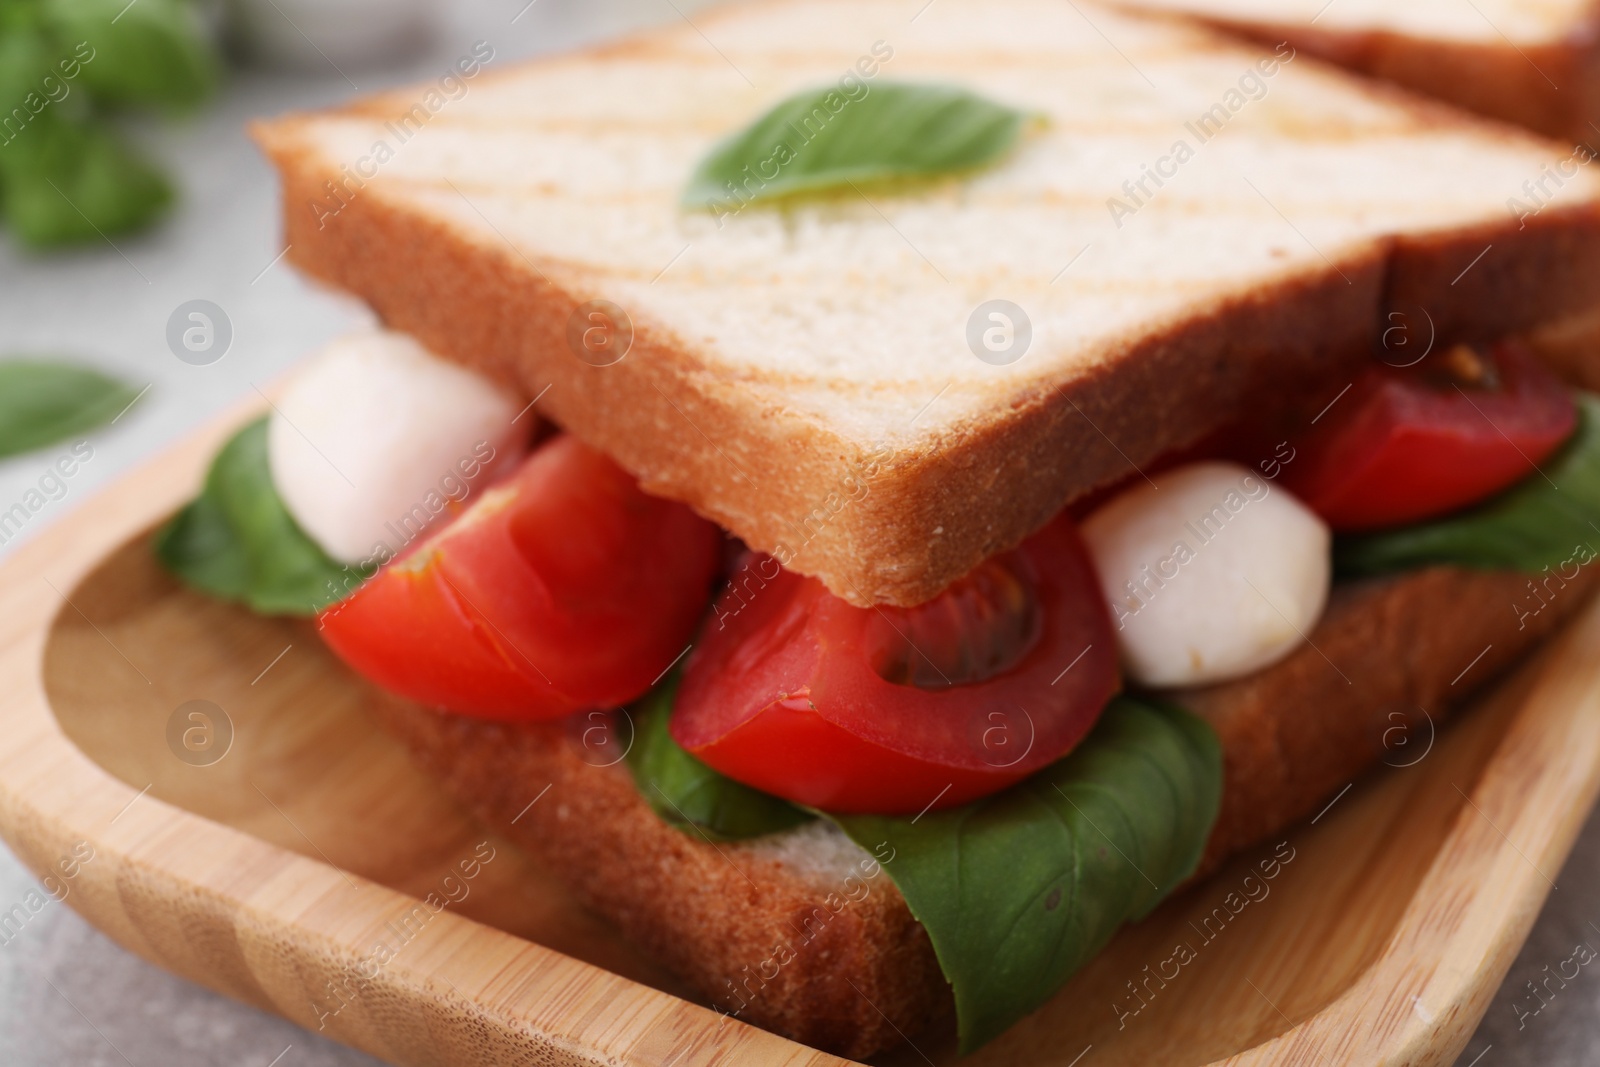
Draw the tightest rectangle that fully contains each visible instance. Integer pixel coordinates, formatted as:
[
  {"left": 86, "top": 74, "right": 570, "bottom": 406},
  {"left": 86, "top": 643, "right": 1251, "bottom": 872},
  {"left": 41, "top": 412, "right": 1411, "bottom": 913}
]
[{"left": 1, "top": 401, "right": 1598, "bottom": 1066}]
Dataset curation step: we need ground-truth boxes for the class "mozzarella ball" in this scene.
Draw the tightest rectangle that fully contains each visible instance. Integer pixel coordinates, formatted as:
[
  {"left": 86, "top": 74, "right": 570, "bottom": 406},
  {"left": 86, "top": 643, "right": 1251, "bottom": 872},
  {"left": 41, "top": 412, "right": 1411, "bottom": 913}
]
[
  {"left": 1081, "top": 461, "right": 1331, "bottom": 688},
  {"left": 268, "top": 329, "right": 526, "bottom": 564}
]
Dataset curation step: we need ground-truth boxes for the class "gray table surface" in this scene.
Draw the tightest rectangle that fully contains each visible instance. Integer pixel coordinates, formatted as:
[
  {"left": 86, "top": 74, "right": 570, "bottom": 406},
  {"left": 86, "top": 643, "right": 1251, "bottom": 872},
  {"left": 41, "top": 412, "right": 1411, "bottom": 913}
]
[{"left": 0, "top": 2, "right": 1592, "bottom": 1063}]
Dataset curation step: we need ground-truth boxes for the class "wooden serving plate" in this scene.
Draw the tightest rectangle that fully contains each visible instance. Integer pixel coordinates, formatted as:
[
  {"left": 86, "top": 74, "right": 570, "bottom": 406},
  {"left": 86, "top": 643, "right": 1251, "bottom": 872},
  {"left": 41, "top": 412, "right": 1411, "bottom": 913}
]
[{"left": 4, "top": 402, "right": 1600, "bottom": 1066}]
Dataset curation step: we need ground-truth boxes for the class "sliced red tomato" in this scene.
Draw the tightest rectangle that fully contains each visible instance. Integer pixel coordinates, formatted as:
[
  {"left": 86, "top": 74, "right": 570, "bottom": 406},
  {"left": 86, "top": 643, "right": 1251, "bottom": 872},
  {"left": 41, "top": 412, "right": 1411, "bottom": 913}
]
[
  {"left": 318, "top": 435, "right": 721, "bottom": 719},
  {"left": 670, "top": 515, "right": 1119, "bottom": 814},
  {"left": 1285, "top": 341, "right": 1576, "bottom": 532}
]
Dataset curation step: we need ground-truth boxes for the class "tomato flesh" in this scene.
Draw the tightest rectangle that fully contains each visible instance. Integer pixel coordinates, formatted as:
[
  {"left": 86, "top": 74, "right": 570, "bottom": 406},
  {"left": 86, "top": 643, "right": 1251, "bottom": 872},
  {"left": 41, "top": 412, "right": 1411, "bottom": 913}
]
[
  {"left": 671, "top": 515, "right": 1119, "bottom": 813},
  {"left": 1286, "top": 341, "right": 1576, "bottom": 531},
  {"left": 866, "top": 557, "right": 1041, "bottom": 687},
  {"left": 318, "top": 435, "right": 721, "bottom": 719}
]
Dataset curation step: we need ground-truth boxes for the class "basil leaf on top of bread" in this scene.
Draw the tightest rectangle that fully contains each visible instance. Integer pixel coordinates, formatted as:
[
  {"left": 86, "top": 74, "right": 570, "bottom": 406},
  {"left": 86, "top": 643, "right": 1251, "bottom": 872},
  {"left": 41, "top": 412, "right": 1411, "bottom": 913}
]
[{"left": 683, "top": 80, "right": 1032, "bottom": 212}]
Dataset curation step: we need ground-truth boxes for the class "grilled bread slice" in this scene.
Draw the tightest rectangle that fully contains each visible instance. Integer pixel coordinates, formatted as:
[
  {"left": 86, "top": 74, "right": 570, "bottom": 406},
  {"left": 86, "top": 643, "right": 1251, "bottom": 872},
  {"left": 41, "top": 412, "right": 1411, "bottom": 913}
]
[
  {"left": 1113, "top": 0, "right": 1600, "bottom": 143},
  {"left": 1533, "top": 302, "right": 1600, "bottom": 391},
  {"left": 254, "top": 0, "right": 1600, "bottom": 609},
  {"left": 367, "top": 565, "right": 1599, "bottom": 1058}
]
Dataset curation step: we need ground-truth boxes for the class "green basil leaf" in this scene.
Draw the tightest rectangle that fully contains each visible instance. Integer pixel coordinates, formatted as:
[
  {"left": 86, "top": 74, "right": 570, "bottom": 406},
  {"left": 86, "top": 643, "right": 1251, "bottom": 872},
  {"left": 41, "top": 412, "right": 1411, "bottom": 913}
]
[
  {"left": 1, "top": 114, "right": 171, "bottom": 246},
  {"left": 0, "top": 26, "right": 54, "bottom": 125},
  {"left": 829, "top": 697, "right": 1223, "bottom": 1054},
  {"left": 0, "top": 359, "right": 138, "bottom": 457},
  {"left": 627, "top": 674, "right": 813, "bottom": 841},
  {"left": 1337, "top": 393, "right": 1600, "bottom": 578},
  {"left": 155, "top": 417, "right": 354, "bottom": 616},
  {"left": 40, "top": 0, "right": 217, "bottom": 108},
  {"left": 683, "top": 81, "right": 1030, "bottom": 211}
]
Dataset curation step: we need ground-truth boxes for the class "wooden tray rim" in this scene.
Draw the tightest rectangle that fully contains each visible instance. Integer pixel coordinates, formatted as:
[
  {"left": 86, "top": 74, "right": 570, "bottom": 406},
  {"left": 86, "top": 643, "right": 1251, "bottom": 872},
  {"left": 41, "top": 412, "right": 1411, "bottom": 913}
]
[{"left": 0, "top": 398, "right": 1596, "bottom": 1066}]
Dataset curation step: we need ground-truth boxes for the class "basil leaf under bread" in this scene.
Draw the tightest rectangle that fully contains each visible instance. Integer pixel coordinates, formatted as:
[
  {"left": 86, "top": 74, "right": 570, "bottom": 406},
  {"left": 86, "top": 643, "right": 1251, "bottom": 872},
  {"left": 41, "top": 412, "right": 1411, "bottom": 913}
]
[
  {"left": 684, "top": 81, "right": 1030, "bottom": 212},
  {"left": 1337, "top": 393, "right": 1600, "bottom": 578},
  {"left": 627, "top": 675, "right": 813, "bottom": 840},
  {"left": 0, "top": 359, "right": 138, "bottom": 457},
  {"left": 155, "top": 417, "right": 353, "bottom": 616},
  {"left": 828, "top": 697, "right": 1222, "bottom": 1054}
]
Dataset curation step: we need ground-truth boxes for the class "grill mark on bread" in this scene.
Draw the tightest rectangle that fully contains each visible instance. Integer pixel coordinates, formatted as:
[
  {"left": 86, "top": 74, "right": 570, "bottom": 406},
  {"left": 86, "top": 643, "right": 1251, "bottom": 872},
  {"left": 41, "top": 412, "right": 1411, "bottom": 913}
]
[{"left": 322, "top": 105, "right": 1455, "bottom": 146}]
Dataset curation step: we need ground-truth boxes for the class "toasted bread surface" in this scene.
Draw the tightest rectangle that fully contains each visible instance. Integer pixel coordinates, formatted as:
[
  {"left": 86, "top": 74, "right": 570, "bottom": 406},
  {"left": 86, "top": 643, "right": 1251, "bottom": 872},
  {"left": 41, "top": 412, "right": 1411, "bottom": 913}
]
[
  {"left": 255, "top": 0, "right": 1600, "bottom": 606},
  {"left": 1116, "top": 0, "right": 1600, "bottom": 141},
  {"left": 1180, "top": 563, "right": 1600, "bottom": 874},
  {"left": 369, "top": 699, "right": 945, "bottom": 1060},
  {"left": 1532, "top": 303, "right": 1600, "bottom": 391},
  {"left": 367, "top": 564, "right": 1597, "bottom": 1057}
]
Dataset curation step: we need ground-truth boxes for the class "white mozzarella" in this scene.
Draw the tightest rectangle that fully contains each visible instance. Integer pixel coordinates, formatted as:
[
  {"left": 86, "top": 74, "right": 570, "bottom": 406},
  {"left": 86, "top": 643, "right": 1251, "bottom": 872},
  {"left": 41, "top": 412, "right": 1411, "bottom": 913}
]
[
  {"left": 1081, "top": 461, "right": 1331, "bottom": 688},
  {"left": 268, "top": 329, "right": 526, "bottom": 564}
]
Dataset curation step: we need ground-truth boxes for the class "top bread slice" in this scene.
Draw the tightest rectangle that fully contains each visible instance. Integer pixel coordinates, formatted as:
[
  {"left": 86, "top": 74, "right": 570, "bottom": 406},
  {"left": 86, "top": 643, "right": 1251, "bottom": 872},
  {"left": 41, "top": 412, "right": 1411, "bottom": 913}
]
[
  {"left": 1113, "top": 0, "right": 1600, "bottom": 143},
  {"left": 254, "top": 0, "right": 1600, "bottom": 607}
]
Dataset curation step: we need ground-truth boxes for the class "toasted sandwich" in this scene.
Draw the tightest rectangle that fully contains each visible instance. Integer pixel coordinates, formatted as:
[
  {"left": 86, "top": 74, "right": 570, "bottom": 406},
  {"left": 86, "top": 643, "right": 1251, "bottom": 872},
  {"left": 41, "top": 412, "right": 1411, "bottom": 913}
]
[{"left": 151, "top": 0, "right": 1600, "bottom": 1056}]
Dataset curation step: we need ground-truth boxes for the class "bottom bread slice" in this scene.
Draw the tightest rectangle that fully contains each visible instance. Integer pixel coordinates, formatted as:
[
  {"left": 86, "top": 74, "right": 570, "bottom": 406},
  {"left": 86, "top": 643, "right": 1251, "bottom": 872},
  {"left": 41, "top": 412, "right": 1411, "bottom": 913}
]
[{"left": 367, "top": 564, "right": 1598, "bottom": 1059}]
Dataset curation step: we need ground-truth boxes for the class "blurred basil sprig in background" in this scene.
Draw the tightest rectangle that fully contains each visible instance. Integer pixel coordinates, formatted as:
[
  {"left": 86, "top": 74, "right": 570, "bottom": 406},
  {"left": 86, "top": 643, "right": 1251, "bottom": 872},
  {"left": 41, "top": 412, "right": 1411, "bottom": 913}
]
[{"left": 0, "top": 0, "right": 218, "bottom": 247}]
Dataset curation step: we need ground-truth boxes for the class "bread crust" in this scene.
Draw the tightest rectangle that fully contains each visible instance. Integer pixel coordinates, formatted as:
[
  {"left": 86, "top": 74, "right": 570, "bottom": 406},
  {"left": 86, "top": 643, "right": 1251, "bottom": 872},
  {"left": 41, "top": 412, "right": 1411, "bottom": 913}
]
[
  {"left": 1179, "top": 564, "right": 1600, "bottom": 874},
  {"left": 365, "top": 565, "right": 1597, "bottom": 1058},
  {"left": 367, "top": 697, "right": 946, "bottom": 1061},
  {"left": 1125, "top": 6, "right": 1600, "bottom": 144},
  {"left": 1531, "top": 302, "right": 1600, "bottom": 392},
  {"left": 251, "top": 0, "right": 1600, "bottom": 607}
]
